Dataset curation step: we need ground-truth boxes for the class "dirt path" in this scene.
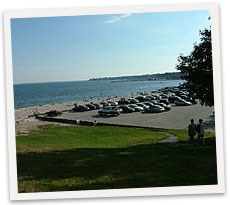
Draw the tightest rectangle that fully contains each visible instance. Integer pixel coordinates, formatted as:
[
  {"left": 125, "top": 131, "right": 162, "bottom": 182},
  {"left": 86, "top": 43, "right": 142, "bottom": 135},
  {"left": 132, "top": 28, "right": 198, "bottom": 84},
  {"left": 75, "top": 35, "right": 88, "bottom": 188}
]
[{"left": 159, "top": 131, "right": 178, "bottom": 143}]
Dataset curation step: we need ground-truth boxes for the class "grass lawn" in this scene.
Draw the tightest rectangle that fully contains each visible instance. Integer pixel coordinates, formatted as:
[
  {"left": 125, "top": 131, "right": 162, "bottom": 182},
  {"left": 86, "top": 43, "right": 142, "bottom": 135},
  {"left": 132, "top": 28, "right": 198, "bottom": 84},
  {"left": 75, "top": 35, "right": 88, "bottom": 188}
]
[{"left": 16, "top": 125, "right": 217, "bottom": 193}]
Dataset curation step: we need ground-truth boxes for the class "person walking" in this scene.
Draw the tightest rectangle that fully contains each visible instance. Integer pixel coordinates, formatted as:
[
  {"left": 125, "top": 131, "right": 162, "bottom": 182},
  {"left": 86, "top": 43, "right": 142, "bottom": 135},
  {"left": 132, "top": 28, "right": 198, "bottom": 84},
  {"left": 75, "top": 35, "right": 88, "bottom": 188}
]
[
  {"left": 188, "top": 119, "right": 196, "bottom": 142},
  {"left": 196, "top": 119, "right": 205, "bottom": 145}
]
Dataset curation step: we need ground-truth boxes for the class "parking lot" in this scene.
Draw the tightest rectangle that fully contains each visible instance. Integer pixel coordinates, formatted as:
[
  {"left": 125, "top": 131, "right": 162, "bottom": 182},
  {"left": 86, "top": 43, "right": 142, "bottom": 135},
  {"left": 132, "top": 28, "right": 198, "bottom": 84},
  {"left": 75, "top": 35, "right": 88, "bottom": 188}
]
[{"left": 56, "top": 103, "right": 214, "bottom": 130}]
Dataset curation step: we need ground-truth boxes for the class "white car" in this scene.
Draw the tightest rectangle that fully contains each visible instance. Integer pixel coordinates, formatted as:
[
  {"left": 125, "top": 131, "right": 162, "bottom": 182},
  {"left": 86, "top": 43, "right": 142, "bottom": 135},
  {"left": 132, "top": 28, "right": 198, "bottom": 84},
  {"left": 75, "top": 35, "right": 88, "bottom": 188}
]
[
  {"left": 145, "top": 105, "right": 165, "bottom": 113},
  {"left": 174, "top": 98, "right": 192, "bottom": 106},
  {"left": 136, "top": 103, "right": 150, "bottom": 110},
  {"left": 129, "top": 104, "right": 144, "bottom": 111},
  {"left": 98, "top": 106, "right": 121, "bottom": 116},
  {"left": 107, "top": 101, "right": 119, "bottom": 106}
]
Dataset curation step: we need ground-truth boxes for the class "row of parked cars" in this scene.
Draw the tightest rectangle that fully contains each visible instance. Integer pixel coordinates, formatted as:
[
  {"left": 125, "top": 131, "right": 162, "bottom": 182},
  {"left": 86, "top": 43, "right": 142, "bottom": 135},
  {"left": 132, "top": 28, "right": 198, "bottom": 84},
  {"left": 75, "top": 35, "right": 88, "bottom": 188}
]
[
  {"left": 70, "top": 97, "right": 171, "bottom": 116},
  {"left": 42, "top": 88, "right": 193, "bottom": 118},
  {"left": 98, "top": 102, "right": 171, "bottom": 116},
  {"left": 97, "top": 89, "right": 194, "bottom": 116},
  {"left": 70, "top": 89, "right": 194, "bottom": 116}
]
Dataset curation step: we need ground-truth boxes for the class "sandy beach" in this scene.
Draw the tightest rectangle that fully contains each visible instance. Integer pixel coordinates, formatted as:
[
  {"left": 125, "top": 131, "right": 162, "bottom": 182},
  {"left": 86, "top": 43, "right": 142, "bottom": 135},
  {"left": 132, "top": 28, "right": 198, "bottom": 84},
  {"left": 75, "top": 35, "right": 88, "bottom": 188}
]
[{"left": 14, "top": 95, "right": 132, "bottom": 134}]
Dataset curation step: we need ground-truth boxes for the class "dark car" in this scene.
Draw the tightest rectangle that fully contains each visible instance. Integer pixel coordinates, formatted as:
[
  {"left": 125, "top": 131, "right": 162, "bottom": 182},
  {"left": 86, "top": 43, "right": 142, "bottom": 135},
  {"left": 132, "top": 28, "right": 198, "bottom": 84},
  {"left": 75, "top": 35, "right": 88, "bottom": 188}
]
[
  {"left": 151, "top": 95, "right": 161, "bottom": 100},
  {"left": 85, "top": 104, "right": 97, "bottom": 110},
  {"left": 45, "top": 110, "right": 62, "bottom": 117},
  {"left": 118, "top": 98, "right": 130, "bottom": 105},
  {"left": 128, "top": 98, "right": 139, "bottom": 104},
  {"left": 143, "top": 102, "right": 155, "bottom": 107},
  {"left": 72, "top": 105, "right": 89, "bottom": 112},
  {"left": 168, "top": 96, "right": 181, "bottom": 103},
  {"left": 135, "top": 96, "right": 146, "bottom": 102},
  {"left": 159, "top": 98, "right": 169, "bottom": 105},
  {"left": 119, "top": 105, "right": 135, "bottom": 113},
  {"left": 146, "top": 95, "right": 157, "bottom": 101},
  {"left": 160, "top": 94, "right": 168, "bottom": 99}
]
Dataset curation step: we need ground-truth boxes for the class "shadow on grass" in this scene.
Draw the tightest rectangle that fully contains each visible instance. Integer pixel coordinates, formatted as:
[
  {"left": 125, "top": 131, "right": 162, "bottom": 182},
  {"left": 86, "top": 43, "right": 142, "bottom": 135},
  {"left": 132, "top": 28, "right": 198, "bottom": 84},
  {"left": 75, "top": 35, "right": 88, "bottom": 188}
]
[{"left": 17, "top": 138, "right": 217, "bottom": 193}]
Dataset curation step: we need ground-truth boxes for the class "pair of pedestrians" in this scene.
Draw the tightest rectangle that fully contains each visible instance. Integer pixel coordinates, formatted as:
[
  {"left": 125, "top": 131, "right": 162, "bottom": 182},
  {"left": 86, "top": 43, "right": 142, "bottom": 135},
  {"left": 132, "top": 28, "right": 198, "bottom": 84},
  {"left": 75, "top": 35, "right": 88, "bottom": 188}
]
[{"left": 188, "top": 119, "right": 205, "bottom": 144}]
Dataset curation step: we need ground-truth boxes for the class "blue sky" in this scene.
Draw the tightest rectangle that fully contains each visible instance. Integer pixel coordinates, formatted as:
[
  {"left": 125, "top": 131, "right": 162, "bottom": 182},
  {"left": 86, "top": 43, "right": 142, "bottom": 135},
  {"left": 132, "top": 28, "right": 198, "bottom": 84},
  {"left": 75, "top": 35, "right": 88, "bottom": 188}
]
[{"left": 11, "top": 10, "right": 210, "bottom": 84}]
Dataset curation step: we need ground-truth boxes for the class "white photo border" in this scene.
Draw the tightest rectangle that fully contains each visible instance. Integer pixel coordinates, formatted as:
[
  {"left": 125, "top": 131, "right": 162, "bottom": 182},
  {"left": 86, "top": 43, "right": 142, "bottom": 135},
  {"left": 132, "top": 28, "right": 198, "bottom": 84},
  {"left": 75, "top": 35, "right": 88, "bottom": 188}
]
[{"left": 4, "top": 3, "right": 225, "bottom": 201}]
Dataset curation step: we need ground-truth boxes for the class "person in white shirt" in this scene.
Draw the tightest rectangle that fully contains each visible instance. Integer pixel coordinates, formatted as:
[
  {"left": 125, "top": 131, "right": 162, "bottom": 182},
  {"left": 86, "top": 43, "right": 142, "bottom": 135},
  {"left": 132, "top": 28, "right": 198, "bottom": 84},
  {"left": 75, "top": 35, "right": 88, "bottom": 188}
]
[{"left": 197, "top": 119, "right": 205, "bottom": 144}]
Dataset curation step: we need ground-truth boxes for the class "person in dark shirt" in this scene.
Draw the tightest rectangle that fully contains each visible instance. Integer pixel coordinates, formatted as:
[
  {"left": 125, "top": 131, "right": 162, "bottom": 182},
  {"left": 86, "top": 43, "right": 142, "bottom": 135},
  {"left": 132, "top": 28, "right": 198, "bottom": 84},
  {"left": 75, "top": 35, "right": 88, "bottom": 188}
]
[{"left": 188, "top": 119, "right": 196, "bottom": 141}]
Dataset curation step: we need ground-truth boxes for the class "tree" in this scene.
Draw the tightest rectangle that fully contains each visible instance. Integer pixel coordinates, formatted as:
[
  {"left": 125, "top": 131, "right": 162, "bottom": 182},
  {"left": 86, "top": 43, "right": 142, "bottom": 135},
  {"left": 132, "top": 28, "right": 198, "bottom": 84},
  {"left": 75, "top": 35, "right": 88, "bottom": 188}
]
[{"left": 176, "top": 28, "right": 214, "bottom": 106}]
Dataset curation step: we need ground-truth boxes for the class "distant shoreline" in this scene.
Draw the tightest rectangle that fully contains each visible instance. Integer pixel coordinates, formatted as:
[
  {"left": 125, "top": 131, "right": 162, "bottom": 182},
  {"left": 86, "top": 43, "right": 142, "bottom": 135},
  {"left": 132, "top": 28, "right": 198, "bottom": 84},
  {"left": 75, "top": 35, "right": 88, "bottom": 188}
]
[{"left": 89, "top": 72, "right": 181, "bottom": 81}]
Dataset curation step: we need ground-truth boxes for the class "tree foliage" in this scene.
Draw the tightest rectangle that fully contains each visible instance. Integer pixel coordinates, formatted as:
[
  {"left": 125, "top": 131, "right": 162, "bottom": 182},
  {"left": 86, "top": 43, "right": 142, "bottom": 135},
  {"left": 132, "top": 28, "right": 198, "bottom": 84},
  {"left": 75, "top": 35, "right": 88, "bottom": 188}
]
[{"left": 176, "top": 28, "right": 214, "bottom": 106}]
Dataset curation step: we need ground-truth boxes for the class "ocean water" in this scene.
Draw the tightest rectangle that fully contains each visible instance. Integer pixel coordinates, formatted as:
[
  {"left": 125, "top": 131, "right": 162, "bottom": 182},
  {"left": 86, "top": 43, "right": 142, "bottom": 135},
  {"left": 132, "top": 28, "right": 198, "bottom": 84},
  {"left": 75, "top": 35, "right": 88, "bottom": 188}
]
[{"left": 14, "top": 80, "right": 183, "bottom": 109}]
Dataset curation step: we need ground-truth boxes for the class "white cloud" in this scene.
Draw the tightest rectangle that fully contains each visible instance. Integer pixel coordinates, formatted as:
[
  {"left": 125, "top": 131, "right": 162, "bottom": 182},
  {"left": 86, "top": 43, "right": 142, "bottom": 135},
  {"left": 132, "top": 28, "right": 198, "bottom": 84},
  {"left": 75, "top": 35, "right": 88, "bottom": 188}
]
[{"left": 104, "top": 13, "right": 132, "bottom": 24}]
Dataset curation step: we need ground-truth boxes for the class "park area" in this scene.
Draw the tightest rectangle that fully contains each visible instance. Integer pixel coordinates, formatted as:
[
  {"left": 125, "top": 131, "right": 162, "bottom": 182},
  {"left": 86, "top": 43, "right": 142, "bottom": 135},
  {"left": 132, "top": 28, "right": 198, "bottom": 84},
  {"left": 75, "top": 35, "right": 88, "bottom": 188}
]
[{"left": 16, "top": 125, "right": 217, "bottom": 193}]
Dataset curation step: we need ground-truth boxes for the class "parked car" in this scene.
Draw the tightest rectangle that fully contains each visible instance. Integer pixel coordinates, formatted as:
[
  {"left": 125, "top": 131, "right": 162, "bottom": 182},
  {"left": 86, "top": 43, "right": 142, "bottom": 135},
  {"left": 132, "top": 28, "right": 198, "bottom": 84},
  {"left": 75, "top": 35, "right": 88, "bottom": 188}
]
[
  {"left": 98, "top": 106, "right": 121, "bottom": 116},
  {"left": 151, "top": 95, "right": 158, "bottom": 100},
  {"left": 85, "top": 104, "right": 97, "bottom": 110},
  {"left": 159, "top": 98, "right": 169, "bottom": 105},
  {"left": 128, "top": 98, "right": 139, "bottom": 104},
  {"left": 154, "top": 102, "right": 171, "bottom": 111},
  {"left": 93, "top": 103, "right": 103, "bottom": 109},
  {"left": 135, "top": 96, "right": 146, "bottom": 102},
  {"left": 100, "top": 101, "right": 110, "bottom": 107},
  {"left": 151, "top": 95, "right": 161, "bottom": 100},
  {"left": 136, "top": 103, "right": 150, "bottom": 110},
  {"left": 180, "top": 95, "right": 193, "bottom": 102},
  {"left": 143, "top": 102, "right": 155, "bottom": 107},
  {"left": 72, "top": 105, "right": 89, "bottom": 112},
  {"left": 118, "top": 98, "right": 130, "bottom": 105},
  {"left": 180, "top": 94, "right": 188, "bottom": 99},
  {"left": 119, "top": 105, "right": 135, "bottom": 113},
  {"left": 145, "top": 96, "right": 152, "bottom": 101},
  {"left": 45, "top": 110, "right": 62, "bottom": 117},
  {"left": 168, "top": 96, "right": 181, "bottom": 103},
  {"left": 173, "top": 90, "right": 188, "bottom": 97},
  {"left": 174, "top": 98, "right": 192, "bottom": 106},
  {"left": 129, "top": 104, "right": 144, "bottom": 112},
  {"left": 160, "top": 94, "right": 168, "bottom": 99},
  {"left": 144, "top": 105, "right": 165, "bottom": 113},
  {"left": 107, "top": 100, "right": 119, "bottom": 106}
]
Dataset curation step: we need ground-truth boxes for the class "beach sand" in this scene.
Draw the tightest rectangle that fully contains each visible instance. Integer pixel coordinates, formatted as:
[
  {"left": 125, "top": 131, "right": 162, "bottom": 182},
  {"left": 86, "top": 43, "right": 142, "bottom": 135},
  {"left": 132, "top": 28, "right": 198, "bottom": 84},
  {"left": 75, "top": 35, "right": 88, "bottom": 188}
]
[{"left": 14, "top": 95, "right": 130, "bottom": 134}]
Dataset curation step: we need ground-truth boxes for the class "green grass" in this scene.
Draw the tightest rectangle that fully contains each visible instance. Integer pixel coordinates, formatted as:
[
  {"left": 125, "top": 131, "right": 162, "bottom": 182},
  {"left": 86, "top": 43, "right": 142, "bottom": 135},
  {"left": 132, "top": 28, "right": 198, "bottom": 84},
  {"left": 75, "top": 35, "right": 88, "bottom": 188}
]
[
  {"left": 160, "top": 128, "right": 216, "bottom": 141},
  {"left": 16, "top": 125, "right": 167, "bottom": 152},
  {"left": 16, "top": 125, "right": 217, "bottom": 193}
]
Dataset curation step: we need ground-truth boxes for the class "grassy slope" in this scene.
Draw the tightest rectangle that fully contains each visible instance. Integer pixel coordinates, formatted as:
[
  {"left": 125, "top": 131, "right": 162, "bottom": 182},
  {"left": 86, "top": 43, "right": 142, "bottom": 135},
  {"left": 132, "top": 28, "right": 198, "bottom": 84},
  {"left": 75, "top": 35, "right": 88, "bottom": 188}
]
[{"left": 16, "top": 125, "right": 217, "bottom": 193}]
